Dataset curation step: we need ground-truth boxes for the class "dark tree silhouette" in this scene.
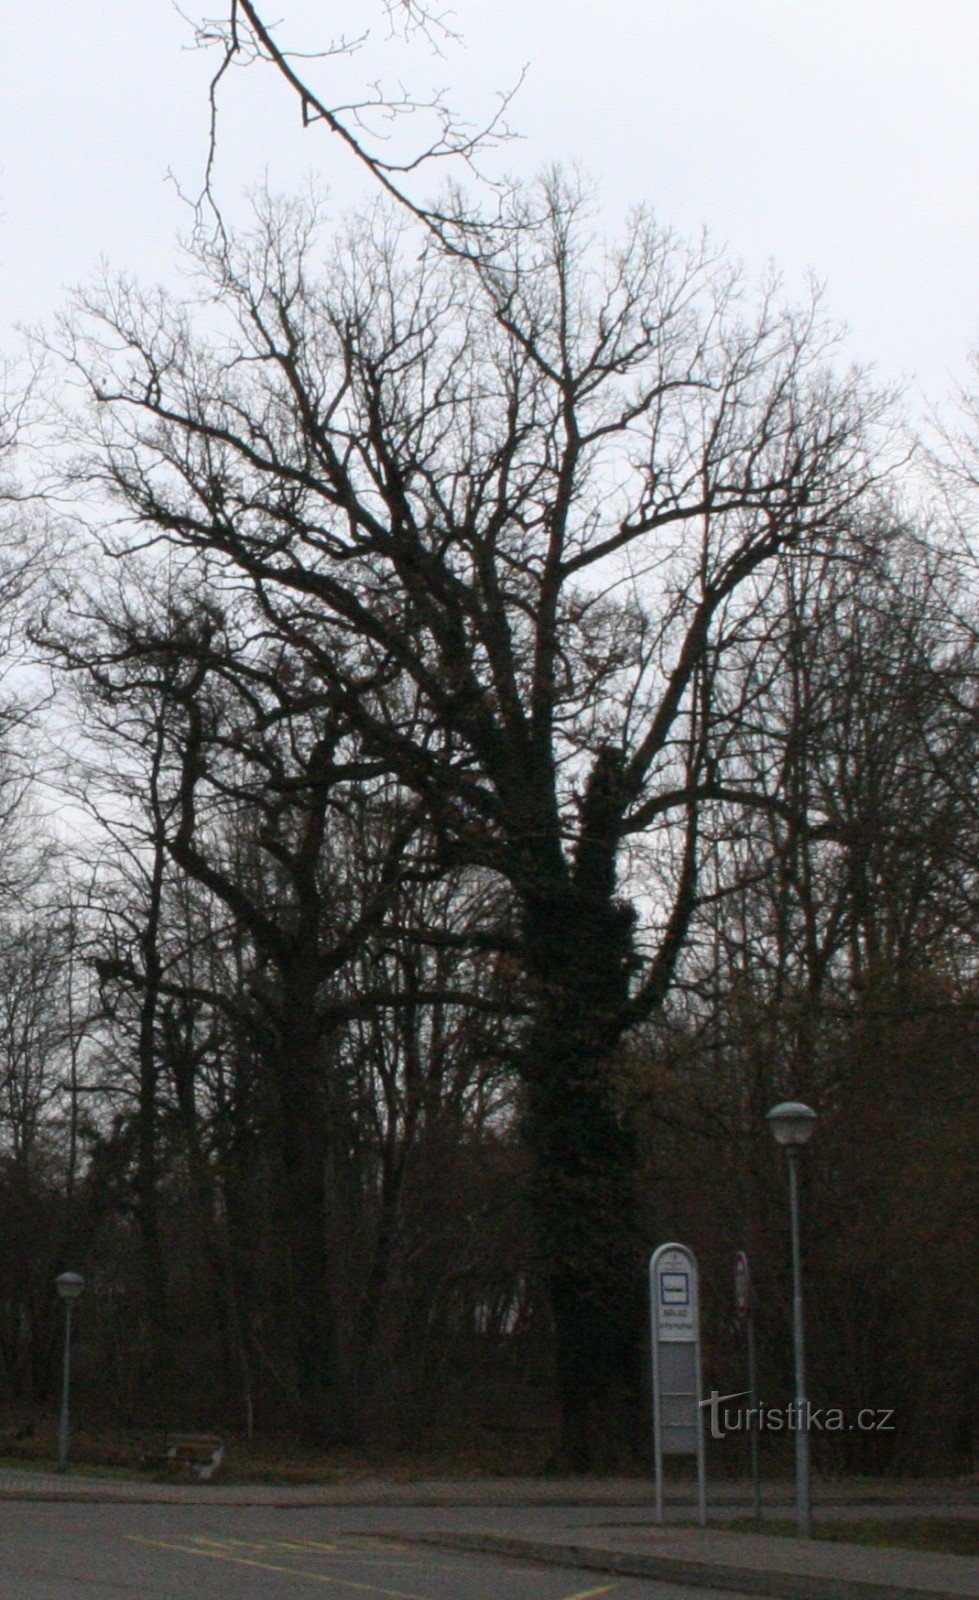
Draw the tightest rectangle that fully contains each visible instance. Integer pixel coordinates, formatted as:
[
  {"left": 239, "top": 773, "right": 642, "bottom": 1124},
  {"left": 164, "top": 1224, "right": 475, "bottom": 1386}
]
[{"left": 57, "top": 174, "right": 889, "bottom": 1461}]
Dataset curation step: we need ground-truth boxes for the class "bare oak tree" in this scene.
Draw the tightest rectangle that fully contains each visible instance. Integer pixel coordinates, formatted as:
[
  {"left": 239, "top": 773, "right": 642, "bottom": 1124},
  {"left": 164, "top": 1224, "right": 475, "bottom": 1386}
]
[{"left": 58, "top": 174, "right": 888, "bottom": 1461}]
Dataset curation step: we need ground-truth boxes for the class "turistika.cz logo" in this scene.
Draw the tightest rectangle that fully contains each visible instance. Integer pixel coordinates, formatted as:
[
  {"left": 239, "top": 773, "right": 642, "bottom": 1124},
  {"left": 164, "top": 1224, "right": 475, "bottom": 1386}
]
[{"left": 700, "top": 1391, "right": 896, "bottom": 1441}]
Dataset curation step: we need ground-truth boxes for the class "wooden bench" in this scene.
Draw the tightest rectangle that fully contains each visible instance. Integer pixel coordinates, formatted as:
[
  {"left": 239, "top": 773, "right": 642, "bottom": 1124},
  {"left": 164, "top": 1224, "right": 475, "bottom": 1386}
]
[{"left": 140, "top": 1432, "right": 225, "bottom": 1481}]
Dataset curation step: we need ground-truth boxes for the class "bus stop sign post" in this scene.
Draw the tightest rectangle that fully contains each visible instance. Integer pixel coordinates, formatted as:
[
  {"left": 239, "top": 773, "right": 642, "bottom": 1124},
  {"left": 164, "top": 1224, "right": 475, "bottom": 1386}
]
[
  {"left": 736, "top": 1249, "right": 762, "bottom": 1525},
  {"left": 649, "top": 1242, "right": 707, "bottom": 1527}
]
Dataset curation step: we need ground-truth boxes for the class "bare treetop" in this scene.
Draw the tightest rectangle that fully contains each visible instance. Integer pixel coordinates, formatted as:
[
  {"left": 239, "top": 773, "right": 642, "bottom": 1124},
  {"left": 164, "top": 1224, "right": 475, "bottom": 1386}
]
[{"left": 185, "top": 0, "right": 523, "bottom": 227}]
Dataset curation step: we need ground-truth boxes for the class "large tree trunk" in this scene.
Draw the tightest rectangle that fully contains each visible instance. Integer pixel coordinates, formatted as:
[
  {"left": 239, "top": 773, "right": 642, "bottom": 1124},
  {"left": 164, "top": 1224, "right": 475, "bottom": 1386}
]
[
  {"left": 521, "top": 884, "right": 644, "bottom": 1469},
  {"left": 263, "top": 983, "right": 350, "bottom": 1441}
]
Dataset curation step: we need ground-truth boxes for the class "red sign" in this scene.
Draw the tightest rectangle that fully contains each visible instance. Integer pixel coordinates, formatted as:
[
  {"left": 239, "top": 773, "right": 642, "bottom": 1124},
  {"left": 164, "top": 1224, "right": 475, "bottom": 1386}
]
[{"left": 735, "top": 1250, "right": 752, "bottom": 1320}]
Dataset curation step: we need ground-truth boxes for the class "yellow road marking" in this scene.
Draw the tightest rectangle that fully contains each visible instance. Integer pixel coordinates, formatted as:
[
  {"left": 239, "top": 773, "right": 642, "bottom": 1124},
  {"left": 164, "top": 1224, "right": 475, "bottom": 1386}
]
[
  {"left": 265, "top": 1541, "right": 422, "bottom": 1567},
  {"left": 339, "top": 1534, "right": 613, "bottom": 1587},
  {"left": 178, "top": 1534, "right": 420, "bottom": 1568},
  {"left": 126, "top": 1536, "right": 437, "bottom": 1600},
  {"left": 272, "top": 1540, "right": 342, "bottom": 1553},
  {"left": 192, "top": 1536, "right": 282, "bottom": 1554},
  {"left": 347, "top": 1540, "right": 417, "bottom": 1554}
]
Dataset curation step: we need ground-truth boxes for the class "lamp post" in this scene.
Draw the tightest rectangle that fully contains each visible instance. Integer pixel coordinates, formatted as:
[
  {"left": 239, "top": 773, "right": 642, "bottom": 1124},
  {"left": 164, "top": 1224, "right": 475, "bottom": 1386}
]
[
  {"left": 766, "top": 1101, "right": 816, "bottom": 1537},
  {"left": 55, "top": 1272, "right": 84, "bottom": 1474}
]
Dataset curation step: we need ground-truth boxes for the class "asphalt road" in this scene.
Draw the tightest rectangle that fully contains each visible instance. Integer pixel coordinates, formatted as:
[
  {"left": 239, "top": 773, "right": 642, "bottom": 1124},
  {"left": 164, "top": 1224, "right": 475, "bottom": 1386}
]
[{"left": 0, "top": 1504, "right": 745, "bottom": 1600}]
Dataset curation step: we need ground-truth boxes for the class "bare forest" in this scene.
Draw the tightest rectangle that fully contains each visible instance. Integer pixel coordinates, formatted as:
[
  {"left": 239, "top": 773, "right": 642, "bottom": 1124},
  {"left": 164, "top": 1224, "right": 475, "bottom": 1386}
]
[{"left": 0, "top": 3, "right": 976, "bottom": 1478}]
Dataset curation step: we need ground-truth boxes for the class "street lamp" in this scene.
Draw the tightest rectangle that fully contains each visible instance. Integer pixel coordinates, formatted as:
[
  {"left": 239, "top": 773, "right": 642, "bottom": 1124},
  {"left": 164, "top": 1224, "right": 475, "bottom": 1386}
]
[
  {"left": 55, "top": 1272, "right": 84, "bottom": 1474},
  {"left": 766, "top": 1101, "right": 816, "bottom": 1537}
]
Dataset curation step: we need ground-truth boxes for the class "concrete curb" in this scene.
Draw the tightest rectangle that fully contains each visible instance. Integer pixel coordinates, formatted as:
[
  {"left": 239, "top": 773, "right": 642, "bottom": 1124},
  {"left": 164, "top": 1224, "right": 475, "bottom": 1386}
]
[
  {"left": 0, "top": 1489, "right": 347, "bottom": 1507},
  {"left": 390, "top": 1529, "right": 965, "bottom": 1600},
  {"left": 0, "top": 1469, "right": 973, "bottom": 1508}
]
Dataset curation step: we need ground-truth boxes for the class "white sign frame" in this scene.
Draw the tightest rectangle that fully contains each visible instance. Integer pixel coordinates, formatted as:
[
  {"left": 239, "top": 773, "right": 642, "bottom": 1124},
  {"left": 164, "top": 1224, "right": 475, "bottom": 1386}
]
[{"left": 650, "top": 1241, "right": 707, "bottom": 1526}]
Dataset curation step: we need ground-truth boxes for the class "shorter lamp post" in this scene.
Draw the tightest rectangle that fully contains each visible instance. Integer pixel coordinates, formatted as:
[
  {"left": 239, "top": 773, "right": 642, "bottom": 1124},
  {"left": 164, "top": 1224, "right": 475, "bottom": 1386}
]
[
  {"left": 766, "top": 1101, "right": 816, "bottom": 1537},
  {"left": 55, "top": 1272, "right": 84, "bottom": 1474}
]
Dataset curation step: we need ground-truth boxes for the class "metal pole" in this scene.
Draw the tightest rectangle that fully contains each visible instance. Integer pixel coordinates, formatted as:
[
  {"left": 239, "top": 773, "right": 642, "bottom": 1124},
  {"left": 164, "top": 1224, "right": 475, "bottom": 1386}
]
[
  {"left": 787, "top": 1150, "right": 811, "bottom": 1536},
  {"left": 651, "top": 1287, "right": 664, "bottom": 1524},
  {"left": 694, "top": 1318, "right": 707, "bottom": 1528},
  {"left": 746, "top": 1302, "right": 761, "bottom": 1525},
  {"left": 57, "top": 1301, "right": 73, "bottom": 1474}
]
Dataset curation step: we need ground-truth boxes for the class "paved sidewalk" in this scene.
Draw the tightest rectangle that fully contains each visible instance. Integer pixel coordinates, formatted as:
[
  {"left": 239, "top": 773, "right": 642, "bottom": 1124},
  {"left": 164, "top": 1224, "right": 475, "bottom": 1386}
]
[
  {"left": 0, "top": 1468, "right": 975, "bottom": 1598},
  {"left": 395, "top": 1517, "right": 979, "bottom": 1600}
]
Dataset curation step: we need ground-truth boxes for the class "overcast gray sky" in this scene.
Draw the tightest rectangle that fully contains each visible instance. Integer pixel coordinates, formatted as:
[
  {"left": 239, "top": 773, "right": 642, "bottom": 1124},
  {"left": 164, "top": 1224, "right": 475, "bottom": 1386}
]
[{"left": 2, "top": 2, "right": 977, "bottom": 416}]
